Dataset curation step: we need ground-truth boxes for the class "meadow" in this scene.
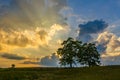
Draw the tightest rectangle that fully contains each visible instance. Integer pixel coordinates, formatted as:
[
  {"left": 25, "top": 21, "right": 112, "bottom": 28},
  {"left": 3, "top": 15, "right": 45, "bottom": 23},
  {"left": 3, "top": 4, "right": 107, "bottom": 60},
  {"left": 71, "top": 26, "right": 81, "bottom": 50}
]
[{"left": 0, "top": 65, "right": 120, "bottom": 80}]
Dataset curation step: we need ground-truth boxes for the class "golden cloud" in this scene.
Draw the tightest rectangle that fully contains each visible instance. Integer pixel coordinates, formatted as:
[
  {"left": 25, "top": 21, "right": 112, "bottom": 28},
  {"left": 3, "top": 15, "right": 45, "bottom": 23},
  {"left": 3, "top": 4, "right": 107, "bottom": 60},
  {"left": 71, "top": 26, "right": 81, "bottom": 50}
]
[
  {"left": 97, "top": 31, "right": 120, "bottom": 57},
  {"left": 0, "top": 23, "right": 68, "bottom": 54},
  {"left": 0, "top": 0, "right": 69, "bottom": 67}
]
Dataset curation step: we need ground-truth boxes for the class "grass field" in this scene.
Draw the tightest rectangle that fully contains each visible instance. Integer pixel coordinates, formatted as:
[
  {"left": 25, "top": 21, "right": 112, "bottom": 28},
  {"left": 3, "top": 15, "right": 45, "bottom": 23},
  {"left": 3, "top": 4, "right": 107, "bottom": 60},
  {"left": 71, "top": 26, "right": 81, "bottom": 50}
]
[{"left": 0, "top": 65, "right": 120, "bottom": 80}]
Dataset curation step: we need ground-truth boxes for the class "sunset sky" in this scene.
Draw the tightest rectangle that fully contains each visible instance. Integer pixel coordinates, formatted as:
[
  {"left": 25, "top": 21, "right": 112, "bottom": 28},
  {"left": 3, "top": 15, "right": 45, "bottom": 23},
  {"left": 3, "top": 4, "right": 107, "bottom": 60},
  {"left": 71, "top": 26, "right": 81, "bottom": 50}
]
[{"left": 0, "top": 0, "right": 120, "bottom": 67}]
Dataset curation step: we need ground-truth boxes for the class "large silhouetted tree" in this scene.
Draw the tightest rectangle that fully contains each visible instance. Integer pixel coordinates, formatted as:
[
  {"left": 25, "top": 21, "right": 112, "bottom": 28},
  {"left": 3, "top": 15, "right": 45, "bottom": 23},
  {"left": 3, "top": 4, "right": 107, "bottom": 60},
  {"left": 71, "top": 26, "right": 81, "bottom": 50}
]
[
  {"left": 57, "top": 37, "right": 81, "bottom": 67},
  {"left": 77, "top": 43, "right": 100, "bottom": 67},
  {"left": 57, "top": 37, "right": 100, "bottom": 67}
]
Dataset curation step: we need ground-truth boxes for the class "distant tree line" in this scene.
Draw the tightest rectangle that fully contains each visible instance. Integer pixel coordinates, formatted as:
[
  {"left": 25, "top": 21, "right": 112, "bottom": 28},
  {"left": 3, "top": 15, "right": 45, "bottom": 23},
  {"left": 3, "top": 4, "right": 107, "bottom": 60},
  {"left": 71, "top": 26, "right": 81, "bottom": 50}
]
[{"left": 57, "top": 37, "right": 100, "bottom": 67}]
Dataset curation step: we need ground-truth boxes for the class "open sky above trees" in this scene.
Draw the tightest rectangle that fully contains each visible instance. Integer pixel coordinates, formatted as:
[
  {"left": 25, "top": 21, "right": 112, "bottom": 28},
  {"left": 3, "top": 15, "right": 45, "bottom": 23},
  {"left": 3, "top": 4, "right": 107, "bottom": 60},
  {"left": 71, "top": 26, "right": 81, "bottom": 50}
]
[{"left": 0, "top": 0, "right": 120, "bottom": 67}]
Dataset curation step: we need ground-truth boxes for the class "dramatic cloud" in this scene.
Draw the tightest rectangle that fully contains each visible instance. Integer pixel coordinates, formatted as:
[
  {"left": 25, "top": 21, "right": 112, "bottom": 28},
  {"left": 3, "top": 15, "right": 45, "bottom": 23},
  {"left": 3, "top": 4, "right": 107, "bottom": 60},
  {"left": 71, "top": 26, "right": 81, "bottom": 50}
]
[
  {"left": 0, "top": 0, "right": 120, "bottom": 67},
  {"left": 39, "top": 53, "right": 59, "bottom": 67},
  {"left": 77, "top": 19, "right": 120, "bottom": 65},
  {"left": 77, "top": 20, "right": 108, "bottom": 42},
  {"left": 95, "top": 31, "right": 120, "bottom": 65},
  {"left": 96, "top": 32, "right": 120, "bottom": 56},
  {"left": 0, "top": 0, "right": 67, "bottom": 31},
  {"left": 22, "top": 53, "right": 59, "bottom": 67},
  {"left": 0, "top": 0, "right": 69, "bottom": 56},
  {"left": 0, "top": 24, "right": 66, "bottom": 51},
  {"left": 0, "top": 53, "right": 26, "bottom": 60}
]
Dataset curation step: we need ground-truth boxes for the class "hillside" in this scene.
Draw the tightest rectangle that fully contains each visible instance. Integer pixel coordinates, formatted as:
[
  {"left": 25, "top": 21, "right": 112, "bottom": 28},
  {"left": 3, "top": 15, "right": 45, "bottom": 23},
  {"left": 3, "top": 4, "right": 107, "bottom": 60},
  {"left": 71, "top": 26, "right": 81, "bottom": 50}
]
[{"left": 0, "top": 66, "right": 120, "bottom": 80}]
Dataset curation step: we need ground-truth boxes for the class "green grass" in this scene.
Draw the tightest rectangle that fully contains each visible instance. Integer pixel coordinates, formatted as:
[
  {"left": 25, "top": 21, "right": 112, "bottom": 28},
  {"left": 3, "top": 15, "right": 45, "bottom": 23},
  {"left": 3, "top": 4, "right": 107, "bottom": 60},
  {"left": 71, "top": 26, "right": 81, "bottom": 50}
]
[{"left": 0, "top": 65, "right": 120, "bottom": 80}]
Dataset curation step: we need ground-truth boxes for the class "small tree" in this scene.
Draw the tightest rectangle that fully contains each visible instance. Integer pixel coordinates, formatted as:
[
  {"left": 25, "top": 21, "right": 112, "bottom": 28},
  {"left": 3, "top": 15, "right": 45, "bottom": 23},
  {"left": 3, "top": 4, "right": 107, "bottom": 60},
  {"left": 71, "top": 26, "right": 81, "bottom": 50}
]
[{"left": 11, "top": 64, "right": 15, "bottom": 68}]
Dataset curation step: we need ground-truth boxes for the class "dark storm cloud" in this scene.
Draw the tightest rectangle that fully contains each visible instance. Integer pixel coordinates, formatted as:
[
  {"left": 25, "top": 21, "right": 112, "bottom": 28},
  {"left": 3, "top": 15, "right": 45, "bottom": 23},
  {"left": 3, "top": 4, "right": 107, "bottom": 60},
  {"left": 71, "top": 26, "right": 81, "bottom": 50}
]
[
  {"left": 79, "top": 20, "right": 108, "bottom": 34},
  {"left": 39, "top": 53, "right": 59, "bottom": 67},
  {"left": 1, "top": 53, "right": 26, "bottom": 60},
  {"left": 77, "top": 20, "right": 108, "bottom": 42},
  {"left": 22, "top": 53, "right": 59, "bottom": 67}
]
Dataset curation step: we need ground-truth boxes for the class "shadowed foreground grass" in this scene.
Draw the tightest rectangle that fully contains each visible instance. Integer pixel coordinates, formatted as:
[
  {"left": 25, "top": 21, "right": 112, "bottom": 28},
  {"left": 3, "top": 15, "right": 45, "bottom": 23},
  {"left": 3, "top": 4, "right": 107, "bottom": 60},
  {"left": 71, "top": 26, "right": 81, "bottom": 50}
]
[{"left": 0, "top": 65, "right": 120, "bottom": 80}]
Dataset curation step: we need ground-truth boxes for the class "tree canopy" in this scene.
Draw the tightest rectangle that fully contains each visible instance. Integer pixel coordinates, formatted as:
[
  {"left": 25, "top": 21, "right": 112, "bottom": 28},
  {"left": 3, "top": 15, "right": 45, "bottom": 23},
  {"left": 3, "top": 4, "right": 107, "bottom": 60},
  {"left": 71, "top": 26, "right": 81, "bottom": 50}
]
[{"left": 57, "top": 37, "right": 100, "bottom": 67}]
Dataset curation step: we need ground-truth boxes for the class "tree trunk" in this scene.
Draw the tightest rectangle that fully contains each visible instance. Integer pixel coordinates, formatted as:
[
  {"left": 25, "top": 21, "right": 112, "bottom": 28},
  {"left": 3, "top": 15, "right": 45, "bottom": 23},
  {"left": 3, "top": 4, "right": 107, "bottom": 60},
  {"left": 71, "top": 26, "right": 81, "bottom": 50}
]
[{"left": 70, "top": 63, "right": 72, "bottom": 68}]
